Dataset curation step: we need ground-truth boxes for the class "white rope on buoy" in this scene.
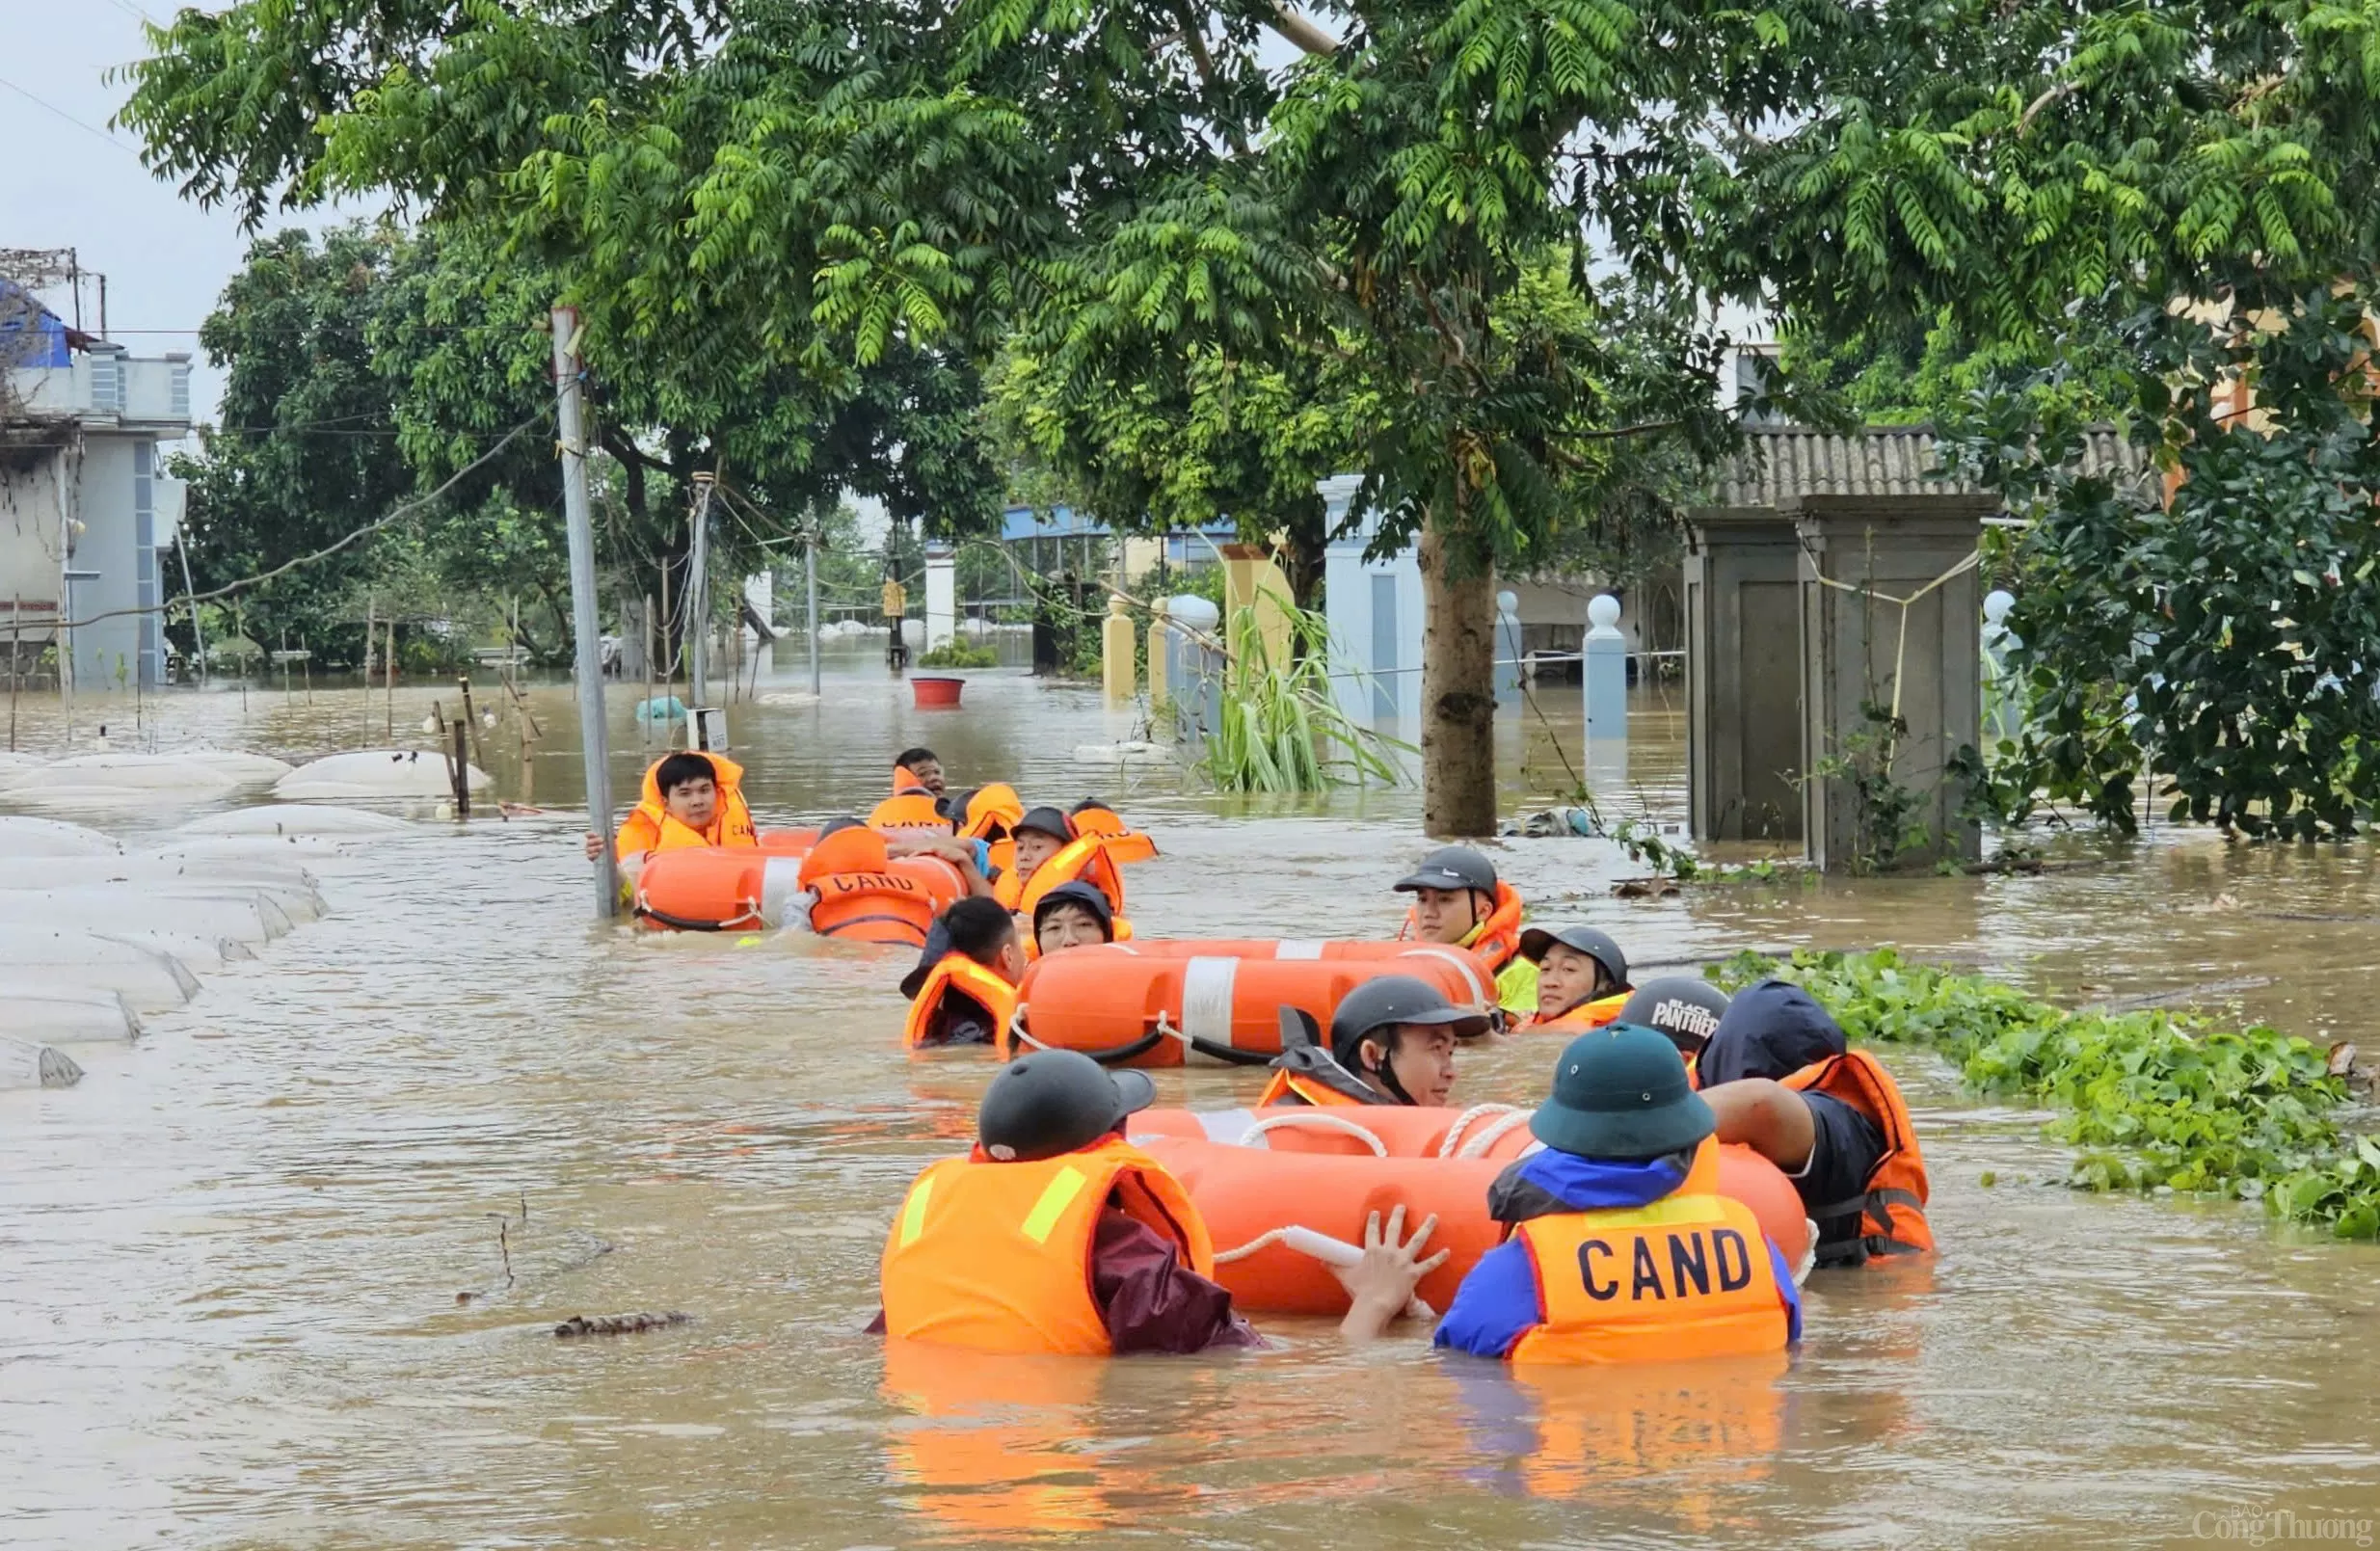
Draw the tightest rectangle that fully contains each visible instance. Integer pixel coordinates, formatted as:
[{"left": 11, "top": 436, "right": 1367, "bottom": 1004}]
[
  {"left": 1436, "top": 1103, "right": 1529, "bottom": 1159},
  {"left": 1208, "top": 1223, "right": 1433, "bottom": 1321},
  {"left": 1237, "top": 1110, "right": 1388, "bottom": 1156}
]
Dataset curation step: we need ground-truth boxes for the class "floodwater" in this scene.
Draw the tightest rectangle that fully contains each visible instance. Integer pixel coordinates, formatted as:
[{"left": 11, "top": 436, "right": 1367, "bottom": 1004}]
[{"left": 6, "top": 645, "right": 2380, "bottom": 1550}]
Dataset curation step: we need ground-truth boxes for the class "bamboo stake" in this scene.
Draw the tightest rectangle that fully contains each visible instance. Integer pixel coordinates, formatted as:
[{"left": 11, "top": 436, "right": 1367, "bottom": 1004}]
[
  {"left": 458, "top": 674, "right": 488, "bottom": 768},
  {"left": 641, "top": 591, "right": 655, "bottom": 748},
  {"left": 452, "top": 718, "right": 470, "bottom": 818},
  {"left": 8, "top": 594, "right": 17, "bottom": 753},
  {"left": 384, "top": 620, "right": 396, "bottom": 739}
]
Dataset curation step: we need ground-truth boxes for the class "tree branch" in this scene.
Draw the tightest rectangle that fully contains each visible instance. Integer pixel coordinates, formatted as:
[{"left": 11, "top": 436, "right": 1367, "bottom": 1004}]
[{"left": 1265, "top": 4, "right": 1341, "bottom": 56}]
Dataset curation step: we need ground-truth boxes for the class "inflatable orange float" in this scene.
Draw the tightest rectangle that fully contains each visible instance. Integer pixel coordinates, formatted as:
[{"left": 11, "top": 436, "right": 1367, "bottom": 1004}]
[
  {"left": 631, "top": 834, "right": 965, "bottom": 936},
  {"left": 1007, "top": 942, "right": 1500, "bottom": 1066},
  {"left": 1129, "top": 1105, "right": 1812, "bottom": 1315}
]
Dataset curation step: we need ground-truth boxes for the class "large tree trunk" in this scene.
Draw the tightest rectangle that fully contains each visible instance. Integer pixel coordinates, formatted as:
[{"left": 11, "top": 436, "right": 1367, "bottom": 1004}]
[{"left": 1419, "top": 523, "right": 1498, "bottom": 836}]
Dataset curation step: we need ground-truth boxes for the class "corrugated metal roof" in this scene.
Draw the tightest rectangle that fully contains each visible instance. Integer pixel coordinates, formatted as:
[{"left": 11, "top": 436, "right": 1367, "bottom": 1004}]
[{"left": 1709, "top": 424, "right": 2153, "bottom": 509}]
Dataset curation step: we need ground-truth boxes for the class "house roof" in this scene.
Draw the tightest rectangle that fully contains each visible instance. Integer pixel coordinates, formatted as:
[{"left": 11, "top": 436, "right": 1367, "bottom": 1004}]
[{"left": 1708, "top": 423, "right": 2154, "bottom": 510}]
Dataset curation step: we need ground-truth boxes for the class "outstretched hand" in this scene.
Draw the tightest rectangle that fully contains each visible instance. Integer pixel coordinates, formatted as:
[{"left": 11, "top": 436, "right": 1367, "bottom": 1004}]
[{"left": 1331, "top": 1205, "right": 1449, "bottom": 1341}]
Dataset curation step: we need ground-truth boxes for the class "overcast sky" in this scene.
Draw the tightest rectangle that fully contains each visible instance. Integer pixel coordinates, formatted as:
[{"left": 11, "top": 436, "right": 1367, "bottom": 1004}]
[{"left": 0, "top": 0, "right": 274, "bottom": 432}]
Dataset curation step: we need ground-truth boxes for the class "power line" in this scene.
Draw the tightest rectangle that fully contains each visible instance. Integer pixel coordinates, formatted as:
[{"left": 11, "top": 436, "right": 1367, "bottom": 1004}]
[
  {"left": 0, "top": 75, "right": 140, "bottom": 157},
  {"left": 51, "top": 400, "right": 557, "bottom": 632}
]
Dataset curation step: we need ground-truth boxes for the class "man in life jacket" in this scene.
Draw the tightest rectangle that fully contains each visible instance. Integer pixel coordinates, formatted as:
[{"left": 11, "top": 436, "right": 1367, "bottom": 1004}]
[
  {"left": 1258, "top": 975, "right": 1492, "bottom": 1107},
  {"left": 1515, "top": 925, "right": 1632, "bottom": 1031},
  {"left": 1695, "top": 979, "right": 1935, "bottom": 1270},
  {"left": 1394, "top": 845, "right": 1537, "bottom": 1016},
  {"left": 871, "top": 757, "right": 957, "bottom": 835},
  {"left": 875, "top": 1048, "right": 1445, "bottom": 1351},
  {"left": 582, "top": 750, "right": 757, "bottom": 865},
  {"left": 894, "top": 746, "right": 946, "bottom": 799},
  {"left": 900, "top": 896, "right": 1026, "bottom": 1049},
  {"left": 1032, "top": 880, "right": 1115, "bottom": 955},
  {"left": 1004, "top": 807, "right": 1074, "bottom": 899},
  {"left": 1616, "top": 976, "right": 1731, "bottom": 1077},
  {"left": 1431, "top": 1023, "right": 1804, "bottom": 1361}
]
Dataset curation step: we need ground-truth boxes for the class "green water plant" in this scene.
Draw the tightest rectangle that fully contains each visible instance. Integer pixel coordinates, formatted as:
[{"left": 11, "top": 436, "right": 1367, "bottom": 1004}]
[
  {"left": 1716, "top": 949, "right": 2379, "bottom": 1239},
  {"left": 1192, "top": 601, "right": 1408, "bottom": 792}
]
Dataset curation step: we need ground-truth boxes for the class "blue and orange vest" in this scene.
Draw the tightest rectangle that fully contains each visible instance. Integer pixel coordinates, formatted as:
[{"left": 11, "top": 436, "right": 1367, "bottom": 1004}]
[{"left": 1507, "top": 1138, "right": 1795, "bottom": 1364}]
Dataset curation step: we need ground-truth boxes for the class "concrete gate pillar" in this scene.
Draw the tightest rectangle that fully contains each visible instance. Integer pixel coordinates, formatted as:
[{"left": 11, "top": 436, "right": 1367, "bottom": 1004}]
[
  {"left": 1792, "top": 495, "right": 1994, "bottom": 870},
  {"left": 1684, "top": 510, "right": 1804, "bottom": 842},
  {"left": 923, "top": 543, "right": 956, "bottom": 651}
]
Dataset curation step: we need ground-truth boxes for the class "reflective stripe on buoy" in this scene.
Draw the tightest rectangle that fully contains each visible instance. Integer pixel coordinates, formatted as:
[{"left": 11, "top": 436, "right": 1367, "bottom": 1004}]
[{"left": 1181, "top": 957, "right": 1240, "bottom": 1050}]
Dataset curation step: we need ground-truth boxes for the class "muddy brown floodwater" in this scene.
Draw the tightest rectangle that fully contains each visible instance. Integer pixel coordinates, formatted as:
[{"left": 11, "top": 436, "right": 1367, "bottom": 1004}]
[{"left": 5, "top": 647, "right": 2379, "bottom": 1549}]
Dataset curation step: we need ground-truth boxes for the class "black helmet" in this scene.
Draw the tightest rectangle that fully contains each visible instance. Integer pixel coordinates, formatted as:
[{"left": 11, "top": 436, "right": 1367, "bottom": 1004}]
[
  {"left": 1393, "top": 845, "right": 1498, "bottom": 896},
  {"left": 977, "top": 1049, "right": 1156, "bottom": 1162},
  {"left": 1327, "top": 975, "right": 1492, "bottom": 1066},
  {"left": 1031, "top": 880, "right": 1115, "bottom": 941},
  {"left": 1517, "top": 924, "right": 1630, "bottom": 989},
  {"left": 1617, "top": 976, "right": 1732, "bottom": 1056}
]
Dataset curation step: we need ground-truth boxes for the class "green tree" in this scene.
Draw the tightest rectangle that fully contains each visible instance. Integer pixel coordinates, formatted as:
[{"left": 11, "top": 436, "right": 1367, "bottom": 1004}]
[
  {"left": 1690, "top": 0, "right": 2380, "bottom": 836},
  {"left": 123, "top": 0, "right": 1752, "bottom": 833},
  {"left": 171, "top": 225, "right": 415, "bottom": 664},
  {"left": 120, "top": 1, "right": 1004, "bottom": 634}
]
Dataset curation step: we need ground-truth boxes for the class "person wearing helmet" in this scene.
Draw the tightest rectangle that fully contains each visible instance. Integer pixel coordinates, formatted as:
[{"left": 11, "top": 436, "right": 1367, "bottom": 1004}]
[
  {"left": 1009, "top": 807, "right": 1075, "bottom": 890},
  {"left": 1258, "top": 975, "right": 1494, "bottom": 1107},
  {"left": 1430, "top": 1024, "right": 1803, "bottom": 1361},
  {"left": 876, "top": 1049, "right": 1448, "bottom": 1352},
  {"left": 1515, "top": 924, "right": 1632, "bottom": 1031},
  {"left": 1394, "top": 845, "right": 1537, "bottom": 1016},
  {"left": 1616, "top": 976, "right": 1731, "bottom": 1076},
  {"left": 1032, "top": 880, "right": 1116, "bottom": 954},
  {"left": 1695, "top": 980, "right": 1934, "bottom": 1269}
]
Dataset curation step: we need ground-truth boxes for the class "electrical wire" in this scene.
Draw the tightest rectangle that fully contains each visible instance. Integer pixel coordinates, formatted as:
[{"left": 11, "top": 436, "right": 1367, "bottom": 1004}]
[
  {"left": 0, "top": 74, "right": 141, "bottom": 156},
  {"left": 45, "top": 401, "right": 555, "bottom": 631}
]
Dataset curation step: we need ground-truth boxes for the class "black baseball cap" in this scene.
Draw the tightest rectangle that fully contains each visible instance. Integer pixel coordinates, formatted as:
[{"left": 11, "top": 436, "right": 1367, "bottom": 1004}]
[
  {"left": 1015, "top": 806, "right": 1074, "bottom": 842},
  {"left": 1393, "top": 844, "right": 1498, "bottom": 894}
]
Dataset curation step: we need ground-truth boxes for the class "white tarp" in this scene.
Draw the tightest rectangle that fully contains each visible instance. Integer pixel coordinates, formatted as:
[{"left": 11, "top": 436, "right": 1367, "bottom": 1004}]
[{"left": 274, "top": 749, "right": 491, "bottom": 800}]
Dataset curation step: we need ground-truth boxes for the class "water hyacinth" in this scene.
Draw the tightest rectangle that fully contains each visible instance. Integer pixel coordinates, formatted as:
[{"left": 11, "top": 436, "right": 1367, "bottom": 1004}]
[{"left": 1717, "top": 949, "right": 2380, "bottom": 1239}]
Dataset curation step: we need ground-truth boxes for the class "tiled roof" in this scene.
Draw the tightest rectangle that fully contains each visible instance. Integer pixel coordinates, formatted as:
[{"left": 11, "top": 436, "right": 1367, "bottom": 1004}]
[{"left": 1709, "top": 424, "right": 2153, "bottom": 509}]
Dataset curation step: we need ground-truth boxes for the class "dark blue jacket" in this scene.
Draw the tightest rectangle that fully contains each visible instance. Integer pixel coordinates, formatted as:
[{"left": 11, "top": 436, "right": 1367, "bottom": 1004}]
[{"left": 1432, "top": 1146, "right": 1804, "bottom": 1358}]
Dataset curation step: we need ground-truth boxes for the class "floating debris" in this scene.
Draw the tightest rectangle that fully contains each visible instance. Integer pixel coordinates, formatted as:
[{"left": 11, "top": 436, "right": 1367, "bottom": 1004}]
[{"left": 553, "top": 1311, "right": 695, "bottom": 1339}]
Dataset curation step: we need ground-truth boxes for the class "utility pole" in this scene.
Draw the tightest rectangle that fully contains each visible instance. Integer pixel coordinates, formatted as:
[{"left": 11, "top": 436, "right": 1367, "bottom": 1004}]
[
  {"left": 551, "top": 307, "right": 617, "bottom": 918},
  {"left": 806, "top": 513, "right": 821, "bottom": 697},
  {"left": 685, "top": 471, "right": 714, "bottom": 709}
]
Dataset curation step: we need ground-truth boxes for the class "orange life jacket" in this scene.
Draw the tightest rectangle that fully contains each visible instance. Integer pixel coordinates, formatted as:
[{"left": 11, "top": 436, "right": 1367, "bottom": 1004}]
[
  {"left": 613, "top": 753, "right": 758, "bottom": 858},
  {"left": 1255, "top": 1066, "right": 1380, "bottom": 1107},
  {"left": 956, "top": 784, "right": 1025, "bottom": 842},
  {"left": 879, "top": 1137, "right": 1216, "bottom": 1354},
  {"left": 1779, "top": 1049, "right": 1934, "bottom": 1264},
  {"left": 869, "top": 791, "right": 953, "bottom": 836},
  {"left": 1518, "top": 990, "right": 1631, "bottom": 1033},
  {"left": 892, "top": 763, "right": 936, "bottom": 796},
  {"left": 1508, "top": 1137, "right": 1795, "bottom": 1365},
  {"left": 904, "top": 955, "right": 1020, "bottom": 1051},
  {"left": 1014, "top": 827, "right": 1159, "bottom": 922},
  {"left": 1401, "top": 881, "right": 1526, "bottom": 973},
  {"left": 797, "top": 826, "right": 939, "bottom": 947}
]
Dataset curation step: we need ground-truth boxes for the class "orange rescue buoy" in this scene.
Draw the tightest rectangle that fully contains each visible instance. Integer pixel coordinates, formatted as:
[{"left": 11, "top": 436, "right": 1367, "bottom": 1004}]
[
  {"left": 1009, "top": 943, "right": 1500, "bottom": 1067},
  {"left": 632, "top": 840, "right": 966, "bottom": 934},
  {"left": 1130, "top": 1106, "right": 1811, "bottom": 1315}
]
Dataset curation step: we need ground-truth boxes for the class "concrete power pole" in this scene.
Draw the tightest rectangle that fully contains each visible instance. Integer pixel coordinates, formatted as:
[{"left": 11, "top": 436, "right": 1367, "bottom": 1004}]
[{"left": 551, "top": 307, "right": 618, "bottom": 918}]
